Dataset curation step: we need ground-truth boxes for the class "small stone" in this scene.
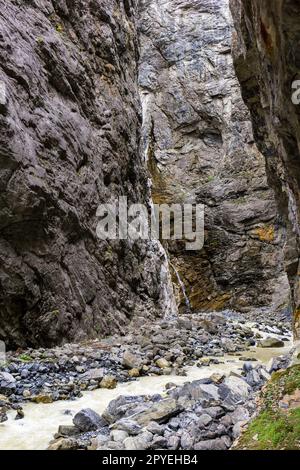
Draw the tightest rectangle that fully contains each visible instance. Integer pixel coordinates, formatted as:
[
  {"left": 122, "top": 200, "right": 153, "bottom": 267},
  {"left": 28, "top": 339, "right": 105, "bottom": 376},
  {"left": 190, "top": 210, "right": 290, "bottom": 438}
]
[
  {"left": 110, "top": 430, "right": 129, "bottom": 442},
  {"left": 167, "top": 435, "right": 180, "bottom": 450},
  {"left": 128, "top": 368, "right": 140, "bottom": 378},
  {"left": 195, "top": 438, "right": 227, "bottom": 450},
  {"left": 15, "top": 409, "right": 24, "bottom": 420},
  {"left": 32, "top": 394, "right": 53, "bottom": 404},
  {"left": 156, "top": 358, "right": 170, "bottom": 369},
  {"left": 146, "top": 421, "right": 164, "bottom": 435},
  {"left": 210, "top": 373, "right": 225, "bottom": 384},
  {"left": 82, "top": 368, "right": 104, "bottom": 380},
  {"left": 197, "top": 413, "right": 213, "bottom": 428},
  {"left": 100, "top": 376, "right": 117, "bottom": 389}
]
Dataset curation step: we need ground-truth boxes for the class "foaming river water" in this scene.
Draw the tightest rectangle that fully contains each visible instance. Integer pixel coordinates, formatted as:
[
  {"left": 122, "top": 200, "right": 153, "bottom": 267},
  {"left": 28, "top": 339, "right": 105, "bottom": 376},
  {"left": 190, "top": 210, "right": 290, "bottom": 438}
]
[{"left": 0, "top": 340, "right": 293, "bottom": 450}]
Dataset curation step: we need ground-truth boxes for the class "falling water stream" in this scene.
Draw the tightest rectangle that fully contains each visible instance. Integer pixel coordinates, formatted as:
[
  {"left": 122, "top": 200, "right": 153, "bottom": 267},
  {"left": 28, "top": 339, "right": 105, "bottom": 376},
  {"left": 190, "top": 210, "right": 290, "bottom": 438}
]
[
  {"left": 170, "top": 263, "right": 191, "bottom": 311},
  {"left": 0, "top": 333, "right": 293, "bottom": 450}
]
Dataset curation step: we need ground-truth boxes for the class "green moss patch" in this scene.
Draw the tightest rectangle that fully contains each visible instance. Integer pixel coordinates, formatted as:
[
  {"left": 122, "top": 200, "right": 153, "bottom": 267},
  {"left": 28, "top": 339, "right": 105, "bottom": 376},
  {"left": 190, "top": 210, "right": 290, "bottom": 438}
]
[{"left": 236, "top": 365, "right": 300, "bottom": 450}]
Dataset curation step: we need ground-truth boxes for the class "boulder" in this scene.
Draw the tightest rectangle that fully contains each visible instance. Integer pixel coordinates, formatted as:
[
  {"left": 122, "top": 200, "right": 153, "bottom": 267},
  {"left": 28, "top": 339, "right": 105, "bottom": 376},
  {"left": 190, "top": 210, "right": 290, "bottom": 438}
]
[
  {"left": 218, "top": 376, "right": 250, "bottom": 406},
  {"left": 0, "top": 410, "right": 8, "bottom": 423},
  {"left": 110, "top": 430, "right": 129, "bottom": 442},
  {"left": 100, "top": 376, "right": 117, "bottom": 389},
  {"left": 257, "top": 337, "right": 285, "bottom": 348},
  {"left": 197, "top": 413, "right": 213, "bottom": 428},
  {"left": 230, "top": 406, "right": 250, "bottom": 425},
  {"left": 167, "top": 435, "right": 180, "bottom": 450},
  {"left": 194, "top": 438, "right": 228, "bottom": 450},
  {"left": 122, "top": 351, "right": 142, "bottom": 369},
  {"left": 32, "top": 394, "right": 53, "bottom": 404},
  {"left": 146, "top": 421, "right": 164, "bottom": 435},
  {"left": 175, "top": 381, "right": 220, "bottom": 404},
  {"left": 180, "top": 431, "right": 195, "bottom": 450},
  {"left": 103, "top": 396, "right": 146, "bottom": 424},
  {"left": 0, "top": 372, "right": 16, "bottom": 394},
  {"left": 128, "top": 368, "right": 140, "bottom": 378},
  {"left": 132, "top": 399, "right": 182, "bottom": 426},
  {"left": 156, "top": 358, "right": 170, "bottom": 369},
  {"left": 73, "top": 408, "right": 106, "bottom": 432},
  {"left": 48, "top": 438, "right": 79, "bottom": 451},
  {"left": 110, "top": 418, "right": 142, "bottom": 435},
  {"left": 124, "top": 431, "right": 153, "bottom": 450},
  {"left": 82, "top": 369, "right": 104, "bottom": 381}
]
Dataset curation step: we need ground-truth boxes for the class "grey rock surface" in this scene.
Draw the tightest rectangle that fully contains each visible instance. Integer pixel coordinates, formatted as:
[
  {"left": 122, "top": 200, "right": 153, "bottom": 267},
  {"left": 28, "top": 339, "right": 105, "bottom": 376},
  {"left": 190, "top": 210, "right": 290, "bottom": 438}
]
[
  {"left": 138, "top": 0, "right": 290, "bottom": 315},
  {"left": 0, "top": 0, "right": 175, "bottom": 348},
  {"left": 230, "top": 0, "right": 300, "bottom": 337}
]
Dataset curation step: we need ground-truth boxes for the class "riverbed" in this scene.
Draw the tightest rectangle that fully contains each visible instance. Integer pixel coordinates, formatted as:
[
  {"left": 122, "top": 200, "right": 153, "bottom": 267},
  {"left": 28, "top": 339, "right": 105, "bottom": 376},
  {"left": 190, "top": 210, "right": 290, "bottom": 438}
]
[{"left": 0, "top": 340, "right": 292, "bottom": 450}]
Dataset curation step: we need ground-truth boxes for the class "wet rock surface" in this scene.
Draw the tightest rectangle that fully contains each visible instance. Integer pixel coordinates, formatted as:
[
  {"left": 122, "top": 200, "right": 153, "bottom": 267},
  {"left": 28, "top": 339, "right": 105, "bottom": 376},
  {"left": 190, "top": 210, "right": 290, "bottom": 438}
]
[
  {"left": 0, "top": 312, "right": 291, "bottom": 410},
  {"left": 230, "top": 0, "right": 300, "bottom": 339},
  {"left": 138, "top": 0, "right": 289, "bottom": 315},
  {"left": 48, "top": 340, "right": 293, "bottom": 450},
  {"left": 0, "top": 0, "right": 175, "bottom": 349}
]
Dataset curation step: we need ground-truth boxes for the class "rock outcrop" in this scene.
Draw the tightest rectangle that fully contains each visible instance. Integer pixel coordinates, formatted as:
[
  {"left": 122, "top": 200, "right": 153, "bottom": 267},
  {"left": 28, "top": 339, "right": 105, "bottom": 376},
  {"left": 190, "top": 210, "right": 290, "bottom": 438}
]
[
  {"left": 138, "top": 0, "right": 290, "bottom": 314},
  {"left": 230, "top": 0, "right": 300, "bottom": 337},
  {"left": 0, "top": 0, "right": 176, "bottom": 348}
]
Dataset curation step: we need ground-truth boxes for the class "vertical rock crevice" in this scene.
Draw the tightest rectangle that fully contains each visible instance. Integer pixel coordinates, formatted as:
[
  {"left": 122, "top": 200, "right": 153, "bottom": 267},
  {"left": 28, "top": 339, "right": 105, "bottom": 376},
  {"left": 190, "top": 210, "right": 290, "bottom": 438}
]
[{"left": 138, "top": 0, "right": 290, "bottom": 316}]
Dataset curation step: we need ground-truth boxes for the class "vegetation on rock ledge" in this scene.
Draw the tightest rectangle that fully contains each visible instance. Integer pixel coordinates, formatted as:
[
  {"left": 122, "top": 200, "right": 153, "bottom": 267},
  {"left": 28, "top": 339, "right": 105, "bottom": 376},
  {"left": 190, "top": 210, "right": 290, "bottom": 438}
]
[{"left": 235, "top": 365, "right": 300, "bottom": 450}]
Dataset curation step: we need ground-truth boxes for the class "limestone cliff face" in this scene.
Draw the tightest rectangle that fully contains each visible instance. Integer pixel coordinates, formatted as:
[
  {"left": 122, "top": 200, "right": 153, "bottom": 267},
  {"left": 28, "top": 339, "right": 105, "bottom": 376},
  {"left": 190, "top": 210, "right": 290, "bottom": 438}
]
[
  {"left": 230, "top": 0, "right": 300, "bottom": 337},
  {"left": 0, "top": 0, "right": 175, "bottom": 348},
  {"left": 138, "top": 0, "right": 289, "bottom": 315}
]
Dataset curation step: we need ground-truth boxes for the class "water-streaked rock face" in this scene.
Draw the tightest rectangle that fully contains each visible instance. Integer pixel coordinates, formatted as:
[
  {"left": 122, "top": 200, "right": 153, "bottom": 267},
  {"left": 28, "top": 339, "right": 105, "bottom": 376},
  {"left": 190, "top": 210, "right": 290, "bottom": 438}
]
[
  {"left": 138, "top": 0, "right": 290, "bottom": 314},
  {"left": 0, "top": 0, "right": 176, "bottom": 348},
  {"left": 230, "top": 0, "right": 300, "bottom": 337}
]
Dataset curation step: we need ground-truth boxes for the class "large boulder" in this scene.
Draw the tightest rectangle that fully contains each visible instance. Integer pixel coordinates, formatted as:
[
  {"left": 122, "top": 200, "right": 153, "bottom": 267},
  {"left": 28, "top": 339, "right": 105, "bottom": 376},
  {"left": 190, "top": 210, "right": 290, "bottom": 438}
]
[
  {"left": 102, "top": 396, "right": 146, "bottom": 424},
  {"left": 73, "top": 409, "right": 107, "bottom": 432},
  {"left": 257, "top": 338, "right": 285, "bottom": 348},
  {"left": 218, "top": 376, "right": 250, "bottom": 406},
  {"left": 0, "top": 371, "right": 16, "bottom": 395},
  {"left": 132, "top": 399, "right": 182, "bottom": 426},
  {"left": 122, "top": 351, "right": 142, "bottom": 370}
]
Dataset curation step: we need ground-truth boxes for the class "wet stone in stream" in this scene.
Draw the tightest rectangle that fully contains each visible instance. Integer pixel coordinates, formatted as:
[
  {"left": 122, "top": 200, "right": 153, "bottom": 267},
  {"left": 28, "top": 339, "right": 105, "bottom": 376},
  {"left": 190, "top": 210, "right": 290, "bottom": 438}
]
[{"left": 0, "top": 311, "right": 292, "bottom": 450}]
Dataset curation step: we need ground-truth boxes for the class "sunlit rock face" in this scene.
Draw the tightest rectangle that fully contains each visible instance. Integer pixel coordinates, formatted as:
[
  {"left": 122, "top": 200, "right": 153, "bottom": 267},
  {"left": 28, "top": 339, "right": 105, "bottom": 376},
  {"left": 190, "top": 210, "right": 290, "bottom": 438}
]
[
  {"left": 0, "top": 0, "right": 175, "bottom": 348},
  {"left": 138, "top": 0, "right": 290, "bottom": 315},
  {"left": 230, "top": 0, "right": 300, "bottom": 337}
]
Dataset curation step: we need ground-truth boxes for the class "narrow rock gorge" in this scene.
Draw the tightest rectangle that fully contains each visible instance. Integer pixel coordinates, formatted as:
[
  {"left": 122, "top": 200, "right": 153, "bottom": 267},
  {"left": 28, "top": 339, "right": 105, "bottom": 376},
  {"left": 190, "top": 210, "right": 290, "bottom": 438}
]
[
  {"left": 0, "top": 0, "right": 292, "bottom": 349},
  {"left": 138, "top": 0, "right": 290, "bottom": 314},
  {"left": 0, "top": 0, "right": 299, "bottom": 454}
]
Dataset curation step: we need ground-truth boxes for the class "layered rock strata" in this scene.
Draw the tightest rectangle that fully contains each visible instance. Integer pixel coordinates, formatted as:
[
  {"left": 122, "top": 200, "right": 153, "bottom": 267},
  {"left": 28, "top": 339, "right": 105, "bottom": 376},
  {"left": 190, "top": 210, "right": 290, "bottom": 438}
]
[
  {"left": 138, "top": 0, "right": 290, "bottom": 315},
  {"left": 230, "top": 0, "right": 300, "bottom": 337},
  {"left": 0, "top": 0, "right": 175, "bottom": 348}
]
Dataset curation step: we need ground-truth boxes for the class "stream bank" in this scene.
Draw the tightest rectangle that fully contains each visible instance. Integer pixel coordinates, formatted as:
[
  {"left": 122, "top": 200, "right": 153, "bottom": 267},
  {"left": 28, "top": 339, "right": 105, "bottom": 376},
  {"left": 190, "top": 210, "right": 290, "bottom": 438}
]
[{"left": 0, "top": 311, "right": 293, "bottom": 450}]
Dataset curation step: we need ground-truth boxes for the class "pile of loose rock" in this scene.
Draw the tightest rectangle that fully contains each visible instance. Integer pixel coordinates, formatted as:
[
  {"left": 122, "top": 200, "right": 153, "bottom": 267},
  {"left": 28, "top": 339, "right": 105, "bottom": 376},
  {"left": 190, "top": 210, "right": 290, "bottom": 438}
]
[
  {"left": 48, "top": 353, "right": 292, "bottom": 450},
  {"left": 0, "top": 312, "right": 291, "bottom": 409}
]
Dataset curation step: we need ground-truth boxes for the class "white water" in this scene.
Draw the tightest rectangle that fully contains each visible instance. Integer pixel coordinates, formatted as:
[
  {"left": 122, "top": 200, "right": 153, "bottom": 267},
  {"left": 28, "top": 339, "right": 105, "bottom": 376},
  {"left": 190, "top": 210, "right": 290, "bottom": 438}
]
[
  {"left": 0, "top": 341, "right": 292, "bottom": 450},
  {"left": 170, "top": 263, "right": 191, "bottom": 311}
]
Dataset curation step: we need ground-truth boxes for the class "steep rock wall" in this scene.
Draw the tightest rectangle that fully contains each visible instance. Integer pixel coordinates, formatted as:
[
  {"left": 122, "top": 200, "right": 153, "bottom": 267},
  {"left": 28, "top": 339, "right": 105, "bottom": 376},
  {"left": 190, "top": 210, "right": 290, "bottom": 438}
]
[
  {"left": 230, "top": 0, "right": 300, "bottom": 337},
  {"left": 0, "top": 0, "right": 175, "bottom": 348},
  {"left": 138, "top": 0, "right": 290, "bottom": 315}
]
